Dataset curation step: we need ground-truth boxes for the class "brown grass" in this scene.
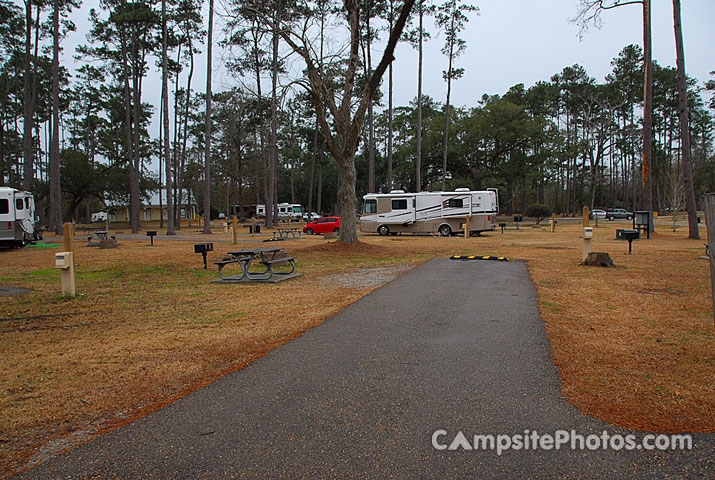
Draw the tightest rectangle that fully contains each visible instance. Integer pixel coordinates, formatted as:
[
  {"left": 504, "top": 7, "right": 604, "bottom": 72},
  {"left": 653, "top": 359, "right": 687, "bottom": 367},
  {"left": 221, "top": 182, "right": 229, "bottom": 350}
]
[{"left": 0, "top": 220, "right": 713, "bottom": 476}]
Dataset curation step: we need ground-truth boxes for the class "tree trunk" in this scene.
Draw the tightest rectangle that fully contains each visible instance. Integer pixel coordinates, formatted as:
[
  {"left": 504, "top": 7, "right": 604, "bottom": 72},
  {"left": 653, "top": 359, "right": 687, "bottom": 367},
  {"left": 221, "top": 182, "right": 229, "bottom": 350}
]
[
  {"left": 642, "top": 0, "right": 653, "bottom": 210},
  {"left": 162, "top": 0, "right": 175, "bottom": 235},
  {"left": 172, "top": 43, "right": 181, "bottom": 229},
  {"left": 158, "top": 90, "right": 164, "bottom": 228},
  {"left": 253, "top": 29, "right": 271, "bottom": 228},
  {"left": 178, "top": 36, "right": 195, "bottom": 231},
  {"left": 336, "top": 154, "right": 358, "bottom": 241},
  {"left": 119, "top": 25, "right": 137, "bottom": 233},
  {"left": 441, "top": 35, "right": 454, "bottom": 191},
  {"left": 415, "top": 1, "right": 424, "bottom": 192},
  {"left": 672, "top": 0, "right": 699, "bottom": 239},
  {"left": 317, "top": 159, "right": 322, "bottom": 215},
  {"left": 269, "top": 20, "right": 279, "bottom": 226},
  {"left": 22, "top": 0, "right": 34, "bottom": 192},
  {"left": 49, "top": 0, "right": 61, "bottom": 234},
  {"left": 308, "top": 119, "right": 317, "bottom": 214},
  {"left": 366, "top": 2, "right": 375, "bottom": 193},
  {"left": 387, "top": 5, "right": 394, "bottom": 191},
  {"left": 203, "top": 0, "right": 213, "bottom": 233}
]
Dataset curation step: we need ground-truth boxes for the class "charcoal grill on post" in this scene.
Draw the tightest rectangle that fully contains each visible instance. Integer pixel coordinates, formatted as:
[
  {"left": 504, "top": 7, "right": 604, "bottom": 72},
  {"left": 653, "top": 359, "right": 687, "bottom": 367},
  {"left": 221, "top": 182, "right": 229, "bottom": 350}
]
[
  {"left": 194, "top": 243, "right": 214, "bottom": 269},
  {"left": 146, "top": 231, "right": 157, "bottom": 246},
  {"left": 618, "top": 230, "right": 640, "bottom": 254}
]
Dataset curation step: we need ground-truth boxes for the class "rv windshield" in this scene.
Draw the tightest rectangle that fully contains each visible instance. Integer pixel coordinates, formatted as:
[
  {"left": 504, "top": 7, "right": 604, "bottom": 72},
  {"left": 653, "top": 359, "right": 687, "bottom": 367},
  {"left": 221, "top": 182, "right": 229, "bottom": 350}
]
[{"left": 364, "top": 199, "right": 377, "bottom": 214}]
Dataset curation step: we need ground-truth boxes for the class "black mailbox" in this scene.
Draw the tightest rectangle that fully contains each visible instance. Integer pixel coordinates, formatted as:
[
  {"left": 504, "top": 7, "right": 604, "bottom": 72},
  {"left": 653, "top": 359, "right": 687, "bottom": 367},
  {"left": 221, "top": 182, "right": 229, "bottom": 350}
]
[
  {"left": 194, "top": 243, "right": 214, "bottom": 269},
  {"left": 146, "top": 230, "right": 157, "bottom": 246}
]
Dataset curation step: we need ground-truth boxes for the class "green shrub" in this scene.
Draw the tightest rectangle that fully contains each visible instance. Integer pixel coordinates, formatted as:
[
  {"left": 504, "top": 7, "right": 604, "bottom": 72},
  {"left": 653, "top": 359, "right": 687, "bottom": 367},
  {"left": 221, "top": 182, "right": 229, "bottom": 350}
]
[{"left": 525, "top": 204, "right": 552, "bottom": 224}]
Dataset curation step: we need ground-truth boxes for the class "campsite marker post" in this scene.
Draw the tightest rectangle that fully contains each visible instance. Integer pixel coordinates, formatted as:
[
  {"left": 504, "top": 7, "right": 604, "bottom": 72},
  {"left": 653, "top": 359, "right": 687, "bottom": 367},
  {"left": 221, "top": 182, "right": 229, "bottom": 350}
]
[
  {"left": 55, "top": 251, "right": 76, "bottom": 297},
  {"left": 63, "top": 222, "right": 74, "bottom": 255},
  {"left": 582, "top": 227, "right": 593, "bottom": 262}
]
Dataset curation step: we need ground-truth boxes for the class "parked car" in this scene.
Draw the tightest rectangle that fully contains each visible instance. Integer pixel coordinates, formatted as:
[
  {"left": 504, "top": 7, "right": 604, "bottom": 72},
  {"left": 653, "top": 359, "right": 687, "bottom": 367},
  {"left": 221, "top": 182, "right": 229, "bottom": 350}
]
[
  {"left": 605, "top": 208, "right": 633, "bottom": 221},
  {"left": 302, "top": 212, "right": 321, "bottom": 221},
  {"left": 591, "top": 209, "right": 606, "bottom": 219},
  {"left": 303, "top": 216, "right": 340, "bottom": 234}
]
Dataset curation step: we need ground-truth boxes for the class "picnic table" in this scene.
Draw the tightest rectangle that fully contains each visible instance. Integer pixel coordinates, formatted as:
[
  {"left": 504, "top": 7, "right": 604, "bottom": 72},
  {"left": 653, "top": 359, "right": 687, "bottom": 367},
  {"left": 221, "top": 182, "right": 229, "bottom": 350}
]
[
  {"left": 273, "top": 227, "right": 301, "bottom": 239},
  {"left": 86, "top": 230, "right": 109, "bottom": 247},
  {"left": 215, "top": 247, "right": 296, "bottom": 281}
]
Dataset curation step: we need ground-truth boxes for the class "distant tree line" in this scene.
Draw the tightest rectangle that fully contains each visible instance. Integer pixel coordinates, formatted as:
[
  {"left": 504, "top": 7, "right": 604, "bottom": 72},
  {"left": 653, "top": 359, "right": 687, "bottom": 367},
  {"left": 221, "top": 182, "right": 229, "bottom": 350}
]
[{"left": 0, "top": 0, "right": 713, "bottom": 239}]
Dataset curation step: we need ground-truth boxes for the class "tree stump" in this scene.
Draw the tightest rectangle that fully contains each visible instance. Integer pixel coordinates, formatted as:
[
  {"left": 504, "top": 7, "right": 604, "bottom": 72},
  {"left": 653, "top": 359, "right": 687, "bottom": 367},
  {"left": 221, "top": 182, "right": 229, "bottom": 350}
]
[
  {"left": 581, "top": 252, "right": 614, "bottom": 267},
  {"left": 99, "top": 238, "right": 118, "bottom": 249}
]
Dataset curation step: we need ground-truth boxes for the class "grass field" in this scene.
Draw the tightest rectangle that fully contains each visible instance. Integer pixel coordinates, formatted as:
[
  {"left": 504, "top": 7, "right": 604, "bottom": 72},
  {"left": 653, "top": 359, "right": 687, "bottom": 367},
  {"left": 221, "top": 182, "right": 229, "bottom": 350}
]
[{"left": 1, "top": 219, "right": 713, "bottom": 476}]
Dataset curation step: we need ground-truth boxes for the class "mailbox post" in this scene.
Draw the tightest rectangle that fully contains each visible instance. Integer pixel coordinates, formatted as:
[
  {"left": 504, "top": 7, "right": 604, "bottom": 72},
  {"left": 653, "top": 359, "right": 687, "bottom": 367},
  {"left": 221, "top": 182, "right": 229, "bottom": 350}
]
[
  {"left": 55, "top": 251, "right": 76, "bottom": 297},
  {"left": 582, "top": 227, "right": 593, "bottom": 262}
]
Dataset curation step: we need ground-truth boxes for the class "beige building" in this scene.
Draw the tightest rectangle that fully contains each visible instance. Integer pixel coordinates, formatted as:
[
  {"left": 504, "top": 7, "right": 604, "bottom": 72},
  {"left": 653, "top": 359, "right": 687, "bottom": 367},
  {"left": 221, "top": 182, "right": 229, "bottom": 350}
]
[{"left": 108, "top": 189, "right": 197, "bottom": 223}]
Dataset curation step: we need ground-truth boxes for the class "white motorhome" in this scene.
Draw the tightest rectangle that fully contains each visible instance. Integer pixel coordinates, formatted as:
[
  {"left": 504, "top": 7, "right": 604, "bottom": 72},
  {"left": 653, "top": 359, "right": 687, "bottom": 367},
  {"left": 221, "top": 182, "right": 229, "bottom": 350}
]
[
  {"left": 0, "top": 187, "right": 41, "bottom": 247},
  {"left": 256, "top": 203, "right": 303, "bottom": 221},
  {"left": 360, "top": 188, "right": 498, "bottom": 236}
]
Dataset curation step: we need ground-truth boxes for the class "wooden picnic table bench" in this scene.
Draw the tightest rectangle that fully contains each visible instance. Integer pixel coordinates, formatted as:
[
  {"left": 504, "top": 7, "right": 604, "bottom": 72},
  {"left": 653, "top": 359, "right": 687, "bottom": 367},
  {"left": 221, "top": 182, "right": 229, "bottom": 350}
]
[
  {"left": 216, "top": 247, "right": 296, "bottom": 281},
  {"left": 273, "top": 227, "right": 301, "bottom": 240},
  {"left": 85, "top": 230, "right": 109, "bottom": 247}
]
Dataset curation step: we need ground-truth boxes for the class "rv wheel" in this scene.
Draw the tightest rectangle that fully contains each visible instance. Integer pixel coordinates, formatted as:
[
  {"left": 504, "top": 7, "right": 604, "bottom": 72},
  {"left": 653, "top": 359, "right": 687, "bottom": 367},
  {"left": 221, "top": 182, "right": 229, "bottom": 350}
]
[
  {"left": 378, "top": 225, "right": 390, "bottom": 236},
  {"left": 438, "top": 225, "right": 452, "bottom": 237}
]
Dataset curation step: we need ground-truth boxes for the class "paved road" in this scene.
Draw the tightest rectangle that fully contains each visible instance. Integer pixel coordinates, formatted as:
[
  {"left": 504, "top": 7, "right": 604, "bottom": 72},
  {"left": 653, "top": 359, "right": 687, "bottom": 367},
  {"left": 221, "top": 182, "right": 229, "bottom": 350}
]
[{"left": 16, "top": 260, "right": 713, "bottom": 479}]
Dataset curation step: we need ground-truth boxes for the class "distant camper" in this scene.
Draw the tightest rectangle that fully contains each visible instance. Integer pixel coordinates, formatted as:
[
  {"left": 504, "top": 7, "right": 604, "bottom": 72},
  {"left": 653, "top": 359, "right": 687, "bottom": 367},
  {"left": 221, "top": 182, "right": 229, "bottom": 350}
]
[
  {"left": 360, "top": 188, "right": 498, "bottom": 237},
  {"left": 91, "top": 212, "right": 108, "bottom": 223},
  {"left": 0, "top": 187, "right": 41, "bottom": 247},
  {"left": 255, "top": 203, "right": 303, "bottom": 221}
]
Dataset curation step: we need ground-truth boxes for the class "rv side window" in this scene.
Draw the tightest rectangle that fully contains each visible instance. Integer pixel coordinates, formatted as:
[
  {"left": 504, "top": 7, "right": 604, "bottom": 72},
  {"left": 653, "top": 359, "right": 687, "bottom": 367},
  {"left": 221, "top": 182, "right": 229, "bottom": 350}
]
[
  {"left": 392, "top": 199, "right": 407, "bottom": 210},
  {"left": 0, "top": 199, "right": 8, "bottom": 214},
  {"left": 448, "top": 198, "right": 463, "bottom": 208},
  {"left": 15, "top": 199, "right": 24, "bottom": 210},
  {"left": 364, "top": 199, "right": 377, "bottom": 214}
]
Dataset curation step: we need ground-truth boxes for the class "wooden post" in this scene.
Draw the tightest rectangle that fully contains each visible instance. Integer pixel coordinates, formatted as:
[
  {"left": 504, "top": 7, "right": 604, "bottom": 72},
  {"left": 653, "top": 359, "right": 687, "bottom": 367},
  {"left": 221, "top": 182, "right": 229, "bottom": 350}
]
[
  {"left": 464, "top": 216, "right": 470, "bottom": 238},
  {"left": 704, "top": 193, "right": 715, "bottom": 330},
  {"left": 583, "top": 206, "right": 590, "bottom": 227},
  {"left": 232, "top": 215, "right": 238, "bottom": 244},
  {"left": 251, "top": 217, "right": 255, "bottom": 237},
  {"left": 550, "top": 213, "right": 556, "bottom": 232},
  {"left": 63, "top": 222, "right": 74, "bottom": 255}
]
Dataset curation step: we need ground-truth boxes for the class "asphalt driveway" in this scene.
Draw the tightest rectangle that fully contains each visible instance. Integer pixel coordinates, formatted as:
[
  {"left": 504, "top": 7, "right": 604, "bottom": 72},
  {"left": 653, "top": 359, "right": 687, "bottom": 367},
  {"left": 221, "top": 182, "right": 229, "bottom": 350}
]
[{"left": 15, "top": 259, "right": 713, "bottom": 479}]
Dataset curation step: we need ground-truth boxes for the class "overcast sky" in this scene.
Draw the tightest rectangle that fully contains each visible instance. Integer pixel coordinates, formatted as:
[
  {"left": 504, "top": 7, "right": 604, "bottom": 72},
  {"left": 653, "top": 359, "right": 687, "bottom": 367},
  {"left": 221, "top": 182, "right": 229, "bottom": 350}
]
[
  {"left": 61, "top": 0, "right": 714, "bottom": 137},
  {"left": 393, "top": 0, "right": 715, "bottom": 109}
]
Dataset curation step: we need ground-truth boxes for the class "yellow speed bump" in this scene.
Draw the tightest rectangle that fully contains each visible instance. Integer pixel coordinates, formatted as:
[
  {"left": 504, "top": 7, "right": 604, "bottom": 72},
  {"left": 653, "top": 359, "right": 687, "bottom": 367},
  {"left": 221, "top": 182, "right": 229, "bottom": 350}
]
[{"left": 450, "top": 255, "right": 509, "bottom": 262}]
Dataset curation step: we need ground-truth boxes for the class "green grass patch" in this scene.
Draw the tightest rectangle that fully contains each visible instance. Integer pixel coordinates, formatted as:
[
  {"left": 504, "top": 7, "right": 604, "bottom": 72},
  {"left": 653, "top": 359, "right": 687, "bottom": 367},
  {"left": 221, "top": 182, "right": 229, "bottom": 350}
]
[{"left": 541, "top": 300, "right": 562, "bottom": 314}]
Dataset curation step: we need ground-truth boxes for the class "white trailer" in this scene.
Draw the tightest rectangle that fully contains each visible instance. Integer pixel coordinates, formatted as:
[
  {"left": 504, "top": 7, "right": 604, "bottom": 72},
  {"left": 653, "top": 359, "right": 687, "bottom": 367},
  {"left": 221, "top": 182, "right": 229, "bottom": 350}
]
[
  {"left": 0, "top": 187, "right": 41, "bottom": 247},
  {"left": 359, "top": 188, "right": 498, "bottom": 236},
  {"left": 256, "top": 203, "right": 303, "bottom": 221}
]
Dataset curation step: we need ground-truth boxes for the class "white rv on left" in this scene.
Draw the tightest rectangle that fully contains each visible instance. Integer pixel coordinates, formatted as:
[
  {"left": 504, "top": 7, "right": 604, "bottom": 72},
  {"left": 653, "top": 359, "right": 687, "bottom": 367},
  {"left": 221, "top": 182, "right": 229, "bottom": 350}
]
[{"left": 0, "top": 187, "right": 41, "bottom": 247}]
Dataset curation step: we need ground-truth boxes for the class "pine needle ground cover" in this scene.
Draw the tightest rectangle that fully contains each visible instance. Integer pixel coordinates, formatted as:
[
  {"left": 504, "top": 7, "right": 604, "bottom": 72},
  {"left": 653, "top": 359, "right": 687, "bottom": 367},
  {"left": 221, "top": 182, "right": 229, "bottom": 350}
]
[{"left": 0, "top": 221, "right": 712, "bottom": 475}]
